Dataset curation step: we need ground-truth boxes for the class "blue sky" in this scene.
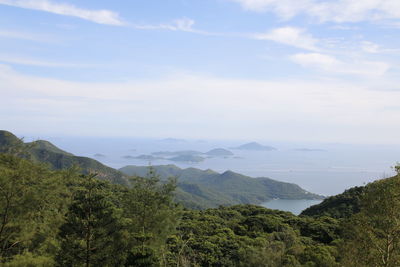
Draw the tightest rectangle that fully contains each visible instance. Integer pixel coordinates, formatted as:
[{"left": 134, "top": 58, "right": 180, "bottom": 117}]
[{"left": 1, "top": 0, "right": 400, "bottom": 143}]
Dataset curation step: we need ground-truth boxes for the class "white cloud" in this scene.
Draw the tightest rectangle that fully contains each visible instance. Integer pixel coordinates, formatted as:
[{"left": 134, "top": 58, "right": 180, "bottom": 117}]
[
  {"left": 134, "top": 18, "right": 195, "bottom": 32},
  {"left": 133, "top": 18, "right": 216, "bottom": 36},
  {"left": 230, "top": 0, "right": 311, "bottom": 18},
  {"left": 1, "top": 64, "right": 400, "bottom": 143},
  {"left": 230, "top": 0, "right": 400, "bottom": 23},
  {"left": 0, "top": 0, "right": 125, "bottom": 26},
  {"left": 361, "top": 41, "right": 381, "bottom": 53},
  {"left": 0, "top": 54, "right": 93, "bottom": 67},
  {"left": 290, "top": 52, "right": 390, "bottom": 76},
  {"left": 254, "top": 27, "right": 319, "bottom": 51}
]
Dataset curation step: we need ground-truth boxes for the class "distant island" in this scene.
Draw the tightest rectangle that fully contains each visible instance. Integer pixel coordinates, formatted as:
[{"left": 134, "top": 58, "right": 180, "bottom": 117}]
[
  {"left": 149, "top": 149, "right": 234, "bottom": 162},
  {"left": 204, "top": 148, "right": 234, "bottom": 156},
  {"left": 122, "top": 155, "right": 135, "bottom": 159},
  {"left": 94, "top": 153, "right": 106, "bottom": 157},
  {"left": 169, "top": 155, "right": 205, "bottom": 163},
  {"left": 134, "top": 154, "right": 163, "bottom": 160},
  {"left": 231, "top": 142, "right": 276, "bottom": 151}
]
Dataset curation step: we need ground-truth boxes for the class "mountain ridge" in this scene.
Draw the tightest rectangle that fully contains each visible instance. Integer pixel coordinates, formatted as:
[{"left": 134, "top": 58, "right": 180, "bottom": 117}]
[
  {"left": 0, "top": 130, "right": 323, "bottom": 210},
  {"left": 119, "top": 164, "right": 324, "bottom": 208}
]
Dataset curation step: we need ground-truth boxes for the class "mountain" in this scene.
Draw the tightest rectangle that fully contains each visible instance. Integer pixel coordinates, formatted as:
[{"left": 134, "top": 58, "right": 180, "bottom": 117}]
[
  {"left": 205, "top": 148, "right": 233, "bottom": 156},
  {"left": 232, "top": 142, "right": 276, "bottom": 151},
  {"left": 119, "top": 164, "right": 323, "bottom": 209},
  {"left": 0, "top": 130, "right": 128, "bottom": 185}
]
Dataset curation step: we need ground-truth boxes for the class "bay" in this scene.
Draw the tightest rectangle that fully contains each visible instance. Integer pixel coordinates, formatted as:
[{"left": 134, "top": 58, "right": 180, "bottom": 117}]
[{"left": 261, "top": 199, "right": 323, "bottom": 215}]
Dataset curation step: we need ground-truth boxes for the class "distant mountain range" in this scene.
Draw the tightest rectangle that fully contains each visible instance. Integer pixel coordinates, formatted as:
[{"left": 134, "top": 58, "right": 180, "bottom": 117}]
[
  {"left": 231, "top": 142, "right": 276, "bottom": 151},
  {"left": 0, "top": 130, "right": 323, "bottom": 209}
]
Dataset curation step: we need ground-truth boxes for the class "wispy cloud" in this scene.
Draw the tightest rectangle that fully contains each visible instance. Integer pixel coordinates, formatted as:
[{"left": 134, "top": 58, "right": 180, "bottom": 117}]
[
  {"left": 134, "top": 18, "right": 195, "bottom": 32},
  {"left": 254, "top": 27, "right": 319, "bottom": 51},
  {"left": 0, "top": 29, "right": 50, "bottom": 42},
  {"left": 133, "top": 18, "right": 218, "bottom": 36},
  {"left": 0, "top": 0, "right": 125, "bottom": 26},
  {"left": 0, "top": 54, "right": 93, "bottom": 68},
  {"left": 290, "top": 52, "right": 390, "bottom": 77},
  {"left": 230, "top": 0, "right": 400, "bottom": 23}
]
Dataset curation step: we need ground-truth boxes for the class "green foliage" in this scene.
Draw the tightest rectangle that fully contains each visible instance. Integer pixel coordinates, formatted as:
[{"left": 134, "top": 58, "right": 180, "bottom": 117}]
[
  {"left": 340, "top": 174, "right": 400, "bottom": 267},
  {"left": 301, "top": 186, "right": 364, "bottom": 219},
  {"left": 165, "top": 205, "right": 340, "bottom": 266},
  {"left": 0, "top": 154, "right": 74, "bottom": 263},
  {"left": 3, "top": 252, "right": 54, "bottom": 267},
  {"left": 56, "top": 174, "right": 128, "bottom": 267},
  {"left": 122, "top": 167, "right": 180, "bottom": 266}
]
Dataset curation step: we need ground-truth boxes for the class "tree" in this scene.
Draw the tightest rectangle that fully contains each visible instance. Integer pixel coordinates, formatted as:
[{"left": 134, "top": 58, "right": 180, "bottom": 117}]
[
  {"left": 341, "top": 166, "right": 400, "bottom": 267},
  {"left": 56, "top": 174, "right": 128, "bottom": 267},
  {"left": 123, "top": 167, "right": 180, "bottom": 266},
  {"left": 0, "top": 154, "right": 72, "bottom": 265}
]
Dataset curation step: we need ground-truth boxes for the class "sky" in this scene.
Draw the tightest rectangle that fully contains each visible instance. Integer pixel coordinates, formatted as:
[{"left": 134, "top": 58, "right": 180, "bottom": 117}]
[{"left": 1, "top": 0, "right": 400, "bottom": 143}]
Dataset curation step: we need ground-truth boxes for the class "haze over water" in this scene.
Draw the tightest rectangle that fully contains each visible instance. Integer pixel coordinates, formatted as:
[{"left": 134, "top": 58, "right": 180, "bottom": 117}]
[{"left": 29, "top": 135, "right": 399, "bottom": 197}]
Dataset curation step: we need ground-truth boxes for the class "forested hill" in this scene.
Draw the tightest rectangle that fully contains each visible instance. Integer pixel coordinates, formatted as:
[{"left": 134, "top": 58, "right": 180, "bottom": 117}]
[
  {"left": 0, "top": 130, "right": 129, "bottom": 185},
  {"left": 301, "top": 186, "right": 364, "bottom": 219},
  {"left": 120, "top": 165, "right": 323, "bottom": 209},
  {"left": 0, "top": 130, "right": 322, "bottom": 209}
]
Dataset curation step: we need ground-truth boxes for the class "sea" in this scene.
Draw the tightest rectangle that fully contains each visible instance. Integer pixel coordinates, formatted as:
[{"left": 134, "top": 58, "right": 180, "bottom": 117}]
[{"left": 25, "top": 135, "right": 399, "bottom": 214}]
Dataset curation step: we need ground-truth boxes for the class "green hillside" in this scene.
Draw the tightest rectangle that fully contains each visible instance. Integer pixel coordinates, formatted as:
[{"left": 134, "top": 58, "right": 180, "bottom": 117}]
[
  {"left": 301, "top": 186, "right": 364, "bottom": 219},
  {"left": 0, "top": 130, "right": 322, "bottom": 209},
  {"left": 120, "top": 164, "right": 323, "bottom": 209},
  {"left": 0, "top": 130, "right": 128, "bottom": 185}
]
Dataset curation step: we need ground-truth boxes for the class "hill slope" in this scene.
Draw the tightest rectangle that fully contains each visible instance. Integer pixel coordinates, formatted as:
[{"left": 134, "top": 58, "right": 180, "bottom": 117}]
[
  {"left": 0, "top": 130, "right": 128, "bottom": 185},
  {"left": 120, "top": 165, "right": 323, "bottom": 209},
  {"left": 300, "top": 186, "right": 365, "bottom": 219}
]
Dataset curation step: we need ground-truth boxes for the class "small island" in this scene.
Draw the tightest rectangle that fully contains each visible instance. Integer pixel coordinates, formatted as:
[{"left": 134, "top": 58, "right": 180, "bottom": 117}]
[
  {"left": 205, "top": 148, "right": 234, "bottom": 156},
  {"left": 232, "top": 142, "right": 276, "bottom": 151}
]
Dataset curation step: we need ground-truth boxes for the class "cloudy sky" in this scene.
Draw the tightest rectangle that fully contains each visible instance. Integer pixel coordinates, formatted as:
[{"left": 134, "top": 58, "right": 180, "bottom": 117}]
[{"left": 1, "top": 0, "right": 400, "bottom": 143}]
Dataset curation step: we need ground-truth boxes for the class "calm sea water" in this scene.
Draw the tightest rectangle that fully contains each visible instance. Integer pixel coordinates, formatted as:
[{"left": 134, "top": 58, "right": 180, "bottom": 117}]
[
  {"left": 23, "top": 135, "right": 399, "bottom": 211},
  {"left": 261, "top": 199, "right": 323, "bottom": 215}
]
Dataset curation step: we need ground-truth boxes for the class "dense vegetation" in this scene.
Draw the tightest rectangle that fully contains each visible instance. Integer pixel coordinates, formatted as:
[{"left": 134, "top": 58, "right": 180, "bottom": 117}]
[
  {"left": 1, "top": 130, "right": 400, "bottom": 266},
  {"left": 1, "top": 149, "right": 400, "bottom": 266},
  {"left": 301, "top": 186, "right": 364, "bottom": 219}
]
